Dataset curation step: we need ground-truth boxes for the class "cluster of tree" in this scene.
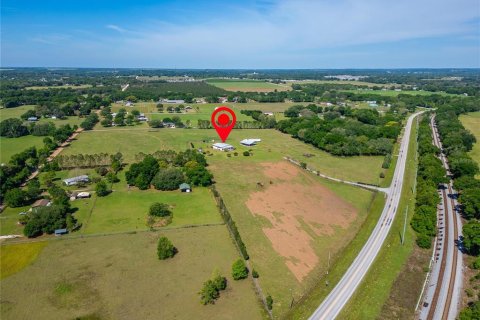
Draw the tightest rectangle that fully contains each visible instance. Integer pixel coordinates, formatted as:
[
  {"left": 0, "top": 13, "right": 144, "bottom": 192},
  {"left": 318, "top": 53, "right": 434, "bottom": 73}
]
[
  {"left": 109, "top": 82, "right": 226, "bottom": 102},
  {"left": 157, "top": 236, "right": 176, "bottom": 260},
  {"left": 277, "top": 107, "right": 401, "bottom": 156},
  {"left": 55, "top": 152, "right": 123, "bottom": 169},
  {"left": 22, "top": 185, "right": 77, "bottom": 237},
  {"left": 0, "top": 118, "right": 76, "bottom": 143},
  {"left": 197, "top": 119, "right": 273, "bottom": 129},
  {"left": 410, "top": 117, "right": 447, "bottom": 248},
  {"left": 0, "top": 147, "right": 39, "bottom": 201},
  {"left": 199, "top": 270, "right": 227, "bottom": 305},
  {"left": 80, "top": 113, "right": 99, "bottom": 130},
  {"left": 211, "top": 185, "right": 249, "bottom": 260},
  {"left": 4, "top": 179, "right": 41, "bottom": 207},
  {"left": 240, "top": 110, "right": 277, "bottom": 128},
  {"left": 148, "top": 116, "right": 185, "bottom": 128},
  {"left": 126, "top": 149, "right": 212, "bottom": 190},
  {"left": 149, "top": 202, "right": 172, "bottom": 217}
]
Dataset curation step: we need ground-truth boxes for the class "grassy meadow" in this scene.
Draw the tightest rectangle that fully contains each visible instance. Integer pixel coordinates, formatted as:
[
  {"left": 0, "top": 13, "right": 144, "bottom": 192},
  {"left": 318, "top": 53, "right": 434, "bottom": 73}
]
[
  {"left": 206, "top": 79, "right": 290, "bottom": 92},
  {"left": 0, "top": 242, "right": 48, "bottom": 279},
  {"left": 0, "top": 135, "right": 45, "bottom": 163},
  {"left": 1, "top": 227, "right": 262, "bottom": 319}
]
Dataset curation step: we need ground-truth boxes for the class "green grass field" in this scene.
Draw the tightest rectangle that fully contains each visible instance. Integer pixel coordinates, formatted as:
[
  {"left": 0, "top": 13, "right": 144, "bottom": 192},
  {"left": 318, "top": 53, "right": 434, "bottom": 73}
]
[
  {"left": 64, "top": 129, "right": 383, "bottom": 183},
  {"left": 0, "top": 227, "right": 262, "bottom": 319},
  {"left": 0, "top": 135, "right": 45, "bottom": 163},
  {"left": 0, "top": 241, "right": 48, "bottom": 279},
  {"left": 0, "top": 105, "right": 35, "bottom": 119},
  {"left": 460, "top": 112, "right": 480, "bottom": 174},
  {"left": 206, "top": 79, "right": 290, "bottom": 92}
]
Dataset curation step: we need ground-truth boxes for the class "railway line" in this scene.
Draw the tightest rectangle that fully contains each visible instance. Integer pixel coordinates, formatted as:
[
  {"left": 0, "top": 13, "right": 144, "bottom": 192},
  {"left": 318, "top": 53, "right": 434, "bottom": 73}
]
[{"left": 417, "top": 115, "right": 463, "bottom": 320}]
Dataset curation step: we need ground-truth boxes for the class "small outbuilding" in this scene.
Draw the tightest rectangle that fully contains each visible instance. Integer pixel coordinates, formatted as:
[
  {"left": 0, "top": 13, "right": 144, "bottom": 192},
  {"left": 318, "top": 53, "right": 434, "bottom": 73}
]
[
  {"left": 27, "top": 116, "right": 38, "bottom": 122},
  {"left": 212, "top": 143, "right": 235, "bottom": 151},
  {"left": 179, "top": 183, "right": 191, "bottom": 193},
  {"left": 240, "top": 139, "right": 261, "bottom": 146},
  {"left": 54, "top": 228, "right": 68, "bottom": 236},
  {"left": 32, "top": 199, "right": 51, "bottom": 208}
]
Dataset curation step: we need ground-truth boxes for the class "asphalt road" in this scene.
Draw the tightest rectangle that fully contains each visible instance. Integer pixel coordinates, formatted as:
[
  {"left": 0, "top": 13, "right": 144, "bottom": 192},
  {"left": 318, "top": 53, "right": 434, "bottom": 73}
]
[{"left": 309, "top": 111, "right": 424, "bottom": 320}]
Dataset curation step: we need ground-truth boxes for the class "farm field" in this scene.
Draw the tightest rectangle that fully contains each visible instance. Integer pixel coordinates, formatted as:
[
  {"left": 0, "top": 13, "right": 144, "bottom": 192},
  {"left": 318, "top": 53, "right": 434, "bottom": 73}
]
[
  {"left": 459, "top": 111, "right": 480, "bottom": 174},
  {"left": 0, "top": 227, "right": 262, "bottom": 319},
  {"left": 0, "top": 135, "right": 45, "bottom": 163},
  {"left": 0, "top": 242, "right": 47, "bottom": 279},
  {"left": 206, "top": 79, "right": 291, "bottom": 92},
  {"left": 208, "top": 157, "right": 378, "bottom": 317},
  {"left": 63, "top": 128, "right": 384, "bottom": 183}
]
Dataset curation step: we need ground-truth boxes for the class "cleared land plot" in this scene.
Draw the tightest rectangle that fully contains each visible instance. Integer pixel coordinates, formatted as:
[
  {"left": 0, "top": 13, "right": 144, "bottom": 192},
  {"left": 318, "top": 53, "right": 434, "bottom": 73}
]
[
  {"left": 64, "top": 129, "right": 383, "bottom": 184},
  {"left": 207, "top": 79, "right": 290, "bottom": 92},
  {"left": 0, "top": 227, "right": 262, "bottom": 319},
  {"left": 0, "top": 105, "right": 35, "bottom": 119},
  {"left": 460, "top": 111, "right": 480, "bottom": 176},
  {"left": 208, "top": 157, "right": 376, "bottom": 317},
  {"left": 0, "top": 135, "right": 45, "bottom": 163}
]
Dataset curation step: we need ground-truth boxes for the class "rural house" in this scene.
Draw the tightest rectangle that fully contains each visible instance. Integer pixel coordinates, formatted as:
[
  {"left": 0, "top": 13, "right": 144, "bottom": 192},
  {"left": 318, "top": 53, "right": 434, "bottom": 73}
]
[
  {"left": 212, "top": 143, "right": 235, "bottom": 151},
  {"left": 63, "top": 175, "right": 89, "bottom": 186}
]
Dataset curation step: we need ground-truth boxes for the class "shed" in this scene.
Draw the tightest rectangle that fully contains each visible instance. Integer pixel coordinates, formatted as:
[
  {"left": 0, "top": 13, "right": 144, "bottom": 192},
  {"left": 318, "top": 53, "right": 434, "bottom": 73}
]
[
  {"left": 32, "top": 199, "right": 51, "bottom": 208},
  {"left": 240, "top": 139, "right": 261, "bottom": 146},
  {"left": 27, "top": 116, "right": 38, "bottom": 122},
  {"left": 54, "top": 228, "right": 68, "bottom": 236},
  {"left": 179, "top": 183, "right": 191, "bottom": 193}
]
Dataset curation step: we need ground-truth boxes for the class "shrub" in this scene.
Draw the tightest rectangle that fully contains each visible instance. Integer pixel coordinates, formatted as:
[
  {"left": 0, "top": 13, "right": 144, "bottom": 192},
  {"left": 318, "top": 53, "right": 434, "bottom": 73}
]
[
  {"left": 416, "top": 234, "right": 431, "bottom": 249},
  {"left": 252, "top": 269, "right": 259, "bottom": 278},
  {"left": 95, "top": 167, "right": 108, "bottom": 176},
  {"left": 199, "top": 280, "right": 219, "bottom": 305},
  {"left": 157, "top": 236, "right": 176, "bottom": 260},
  {"left": 266, "top": 295, "right": 273, "bottom": 310},
  {"left": 95, "top": 180, "right": 110, "bottom": 197},
  {"left": 149, "top": 202, "right": 171, "bottom": 217},
  {"left": 232, "top": 259, "right": 248, "bottom": 280},
  {"left": 105, "top": 172, "right": 119, "bottom": 183},
  {"left": 473, "top": 257, "right": 480, "bottom": 270},
  {"left": 243, "top": 151, "right": 250, "bottom": 156},
  {"left": 199, "top": 271, "right": 227, "bottom": 305},
  {"left": 379, "top": 172, "right": 385, "bottom": 178}
]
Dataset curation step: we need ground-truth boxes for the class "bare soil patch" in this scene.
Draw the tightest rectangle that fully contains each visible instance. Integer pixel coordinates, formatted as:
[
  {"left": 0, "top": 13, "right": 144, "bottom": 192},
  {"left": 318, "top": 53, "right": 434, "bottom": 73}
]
[{"left": 246, "top": 162, "right": 357, "bottom": 281}]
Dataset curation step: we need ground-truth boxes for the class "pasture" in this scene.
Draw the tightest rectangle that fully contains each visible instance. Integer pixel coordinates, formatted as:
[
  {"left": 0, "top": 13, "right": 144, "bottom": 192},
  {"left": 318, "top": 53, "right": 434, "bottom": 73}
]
[
  {"left": 206, "top": 79, "right": 291, "bottom": 92},
  {"left": 0, "top": 135, "right": 45, "bottom": 163},
  {"left": 0, "top": 227, "right": 262, "bottom": 319},
  {"left": 63, "top": 128, "right": 384, "bottom": 183},
  {"left": 339, "top": 89, "right": 457, "bottom": 97},
  {"left": 460, "top": 111, "right": 480, "bottom": 171},
  {"left": 0, "top": 242, "right": 47, "bottom": 279},
  {"left": 24, "top": 84, "right": 92, "bottom": 90}
]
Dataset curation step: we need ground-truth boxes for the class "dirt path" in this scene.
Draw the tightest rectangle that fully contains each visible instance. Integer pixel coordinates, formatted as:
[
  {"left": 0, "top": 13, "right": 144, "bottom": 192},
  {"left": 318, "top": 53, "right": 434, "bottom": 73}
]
[{"left": 22, "top": 128, "right": 84, "bottom": 185}]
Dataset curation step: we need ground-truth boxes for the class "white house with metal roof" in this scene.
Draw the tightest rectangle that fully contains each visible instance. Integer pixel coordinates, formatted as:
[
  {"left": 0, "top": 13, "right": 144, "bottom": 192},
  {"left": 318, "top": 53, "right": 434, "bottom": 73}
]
[{"left": 212, "top": 143, "right": 235, "bottom": 151}]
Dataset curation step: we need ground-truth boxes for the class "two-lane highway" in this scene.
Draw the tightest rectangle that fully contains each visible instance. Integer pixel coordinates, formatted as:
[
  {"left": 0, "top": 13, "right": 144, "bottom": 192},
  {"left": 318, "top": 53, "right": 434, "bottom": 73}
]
[{"left": 309, "top": 111, "right": 424, "bottom": 320}]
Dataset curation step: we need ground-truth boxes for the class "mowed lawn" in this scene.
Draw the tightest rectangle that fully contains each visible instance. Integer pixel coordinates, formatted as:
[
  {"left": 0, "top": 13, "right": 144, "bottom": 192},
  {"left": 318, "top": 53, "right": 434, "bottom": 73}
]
[
  {"left": 206, "top": 79, "right": 291, "bottom": 92},
  {"left": 0, "top": 227, "right": 262, "bottom": 320},
  {"left": 64, "top": 128, "right": 384, "bottom": 184},
  {"left": 460, "top": 111, "right": 480, "bottom": 175},
  {"left": 82, "top": 183, "right": 222, "bottom": 234}
]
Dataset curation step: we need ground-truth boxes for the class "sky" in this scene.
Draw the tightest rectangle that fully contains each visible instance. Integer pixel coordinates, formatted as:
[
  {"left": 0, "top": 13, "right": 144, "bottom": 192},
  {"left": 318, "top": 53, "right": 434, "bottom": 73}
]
[{"left": 1, "top": 0, "right": 479, "bottom": 68}]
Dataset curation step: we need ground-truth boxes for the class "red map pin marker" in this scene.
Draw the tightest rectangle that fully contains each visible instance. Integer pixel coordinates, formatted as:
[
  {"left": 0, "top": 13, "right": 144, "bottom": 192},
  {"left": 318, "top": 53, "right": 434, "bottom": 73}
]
[{"left": 211, "top": 106, "right": 236, "bottom": 142}]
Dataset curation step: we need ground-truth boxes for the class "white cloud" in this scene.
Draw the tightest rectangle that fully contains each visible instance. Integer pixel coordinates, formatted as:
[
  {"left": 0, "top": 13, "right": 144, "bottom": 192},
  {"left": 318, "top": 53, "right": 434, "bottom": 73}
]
[
  {"left": 31, "top": 34, "right": 71, "bottom": 45},
  {"left": 106, "top": 24, "right": 128, "bottom": 33}
]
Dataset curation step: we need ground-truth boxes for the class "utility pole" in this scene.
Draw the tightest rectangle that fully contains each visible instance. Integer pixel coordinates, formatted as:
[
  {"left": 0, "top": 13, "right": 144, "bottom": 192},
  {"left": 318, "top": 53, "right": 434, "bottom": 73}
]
[{"left": 402, "top": 205, "right": 408, "bottom": 245}]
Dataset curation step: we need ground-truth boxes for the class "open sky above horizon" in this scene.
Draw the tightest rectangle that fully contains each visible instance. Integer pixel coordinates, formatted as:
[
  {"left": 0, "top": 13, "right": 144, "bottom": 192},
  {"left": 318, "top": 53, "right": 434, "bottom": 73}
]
[{"left": 1, "top": 0, "right": 479, "bottom": 69}]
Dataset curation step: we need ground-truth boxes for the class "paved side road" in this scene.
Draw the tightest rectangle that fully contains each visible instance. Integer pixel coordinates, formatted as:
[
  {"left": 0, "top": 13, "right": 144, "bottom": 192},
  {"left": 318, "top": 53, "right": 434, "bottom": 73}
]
[{"left": 309, "top": 111, "right": 424, "bottom": 320}]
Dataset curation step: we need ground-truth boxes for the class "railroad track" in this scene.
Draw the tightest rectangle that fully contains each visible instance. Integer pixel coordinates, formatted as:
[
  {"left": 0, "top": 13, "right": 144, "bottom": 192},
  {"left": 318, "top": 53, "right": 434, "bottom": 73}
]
[{"left": 420, "top": 115, "right": 462, "bottom": 320}]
